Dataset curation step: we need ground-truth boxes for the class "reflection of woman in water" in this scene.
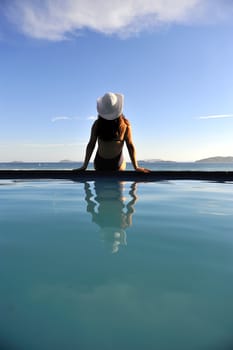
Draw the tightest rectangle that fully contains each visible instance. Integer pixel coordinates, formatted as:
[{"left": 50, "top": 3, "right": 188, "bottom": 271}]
[{"left": 84, "top": 181, "right": 137, "bottom": 253}]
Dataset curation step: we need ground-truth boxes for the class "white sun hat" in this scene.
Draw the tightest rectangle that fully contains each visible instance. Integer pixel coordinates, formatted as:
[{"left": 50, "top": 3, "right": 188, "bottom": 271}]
[{"left": 97, "top": 92, "right": 124, "bottom": 120}]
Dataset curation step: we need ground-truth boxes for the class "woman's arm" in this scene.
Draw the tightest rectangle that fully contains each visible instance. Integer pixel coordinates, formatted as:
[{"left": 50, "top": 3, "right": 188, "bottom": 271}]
[
  {"left": 125, "top": 125, "right": 150, "bottom": 172},
  {"left": 75, "top": 121, "right": 98, "bottom": 170}
]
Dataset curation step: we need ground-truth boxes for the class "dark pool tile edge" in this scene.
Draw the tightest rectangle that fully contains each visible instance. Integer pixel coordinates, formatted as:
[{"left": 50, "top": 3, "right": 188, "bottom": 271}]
[{"left": 0, "top": 170, "right": 233, "bottom": 182}]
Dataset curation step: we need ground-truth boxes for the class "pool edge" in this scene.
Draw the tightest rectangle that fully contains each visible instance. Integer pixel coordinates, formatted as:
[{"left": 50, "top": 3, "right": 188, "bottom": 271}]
[{"left": 0, "top": 170, "right": 233, "bottom": 182}]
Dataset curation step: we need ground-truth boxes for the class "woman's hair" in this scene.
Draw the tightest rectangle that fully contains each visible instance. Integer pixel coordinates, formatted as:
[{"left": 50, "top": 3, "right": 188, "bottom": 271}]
[{"left": 97, "top": 114, "right": 129, "bottom": 141}]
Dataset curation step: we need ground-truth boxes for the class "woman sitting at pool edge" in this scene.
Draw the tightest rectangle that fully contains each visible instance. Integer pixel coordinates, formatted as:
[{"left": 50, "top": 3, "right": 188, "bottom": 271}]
[{"left": 75, "top": 92, "right": 150, "bottom": 172}]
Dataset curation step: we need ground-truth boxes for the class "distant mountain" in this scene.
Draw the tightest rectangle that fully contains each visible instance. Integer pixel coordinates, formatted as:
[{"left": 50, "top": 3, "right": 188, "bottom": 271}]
[
  {"left": 196, "top": 156, "right": 233, "bottom": 163},
  {"left": 59, "top": 159, "right": 74, "bottom": 163},
  {"left": 139, "top": 159, "right": 176, "bottom": 163}
]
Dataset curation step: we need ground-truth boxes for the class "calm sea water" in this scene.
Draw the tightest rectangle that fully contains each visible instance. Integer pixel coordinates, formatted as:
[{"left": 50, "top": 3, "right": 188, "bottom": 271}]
[
  {"left": 0, "top": 179, "right": 233, "bottom": 350},
  {"left": 1, "top": 161, "right": 233, "bottom": 171}
]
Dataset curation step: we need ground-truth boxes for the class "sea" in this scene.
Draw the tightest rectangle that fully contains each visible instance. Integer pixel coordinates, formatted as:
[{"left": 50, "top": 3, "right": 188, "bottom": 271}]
[{"left": 1, "top": 161, "right": 233, "bottom": 171}]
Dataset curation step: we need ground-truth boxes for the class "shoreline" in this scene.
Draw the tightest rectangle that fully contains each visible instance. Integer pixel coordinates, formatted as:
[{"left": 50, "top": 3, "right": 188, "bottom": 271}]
[{"left": 0, "top": 170, "right": 233, "bottom": 182}]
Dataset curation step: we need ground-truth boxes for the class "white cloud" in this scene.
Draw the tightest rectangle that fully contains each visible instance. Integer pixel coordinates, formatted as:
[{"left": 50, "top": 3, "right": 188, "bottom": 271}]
[
  {"left": 197, "top": 114, "right": 233, "bottom": 120},
  {"left": 23, "top": 142, "right": 85, "bottom": 148},
  {"left": 4, "top": 0, "right": 229, "bottom": 41},
  {"left": 87, "top": 116, "right": 96, "bottom": 120},
  {"left": 23, "top": 143, "right": 65, "bottom": 148},
  {"left": 51, "top": 116, "right": 95, "bottom": 122},
  {"left": 51, "top": 116, "right": 72, "bottom": 122}
]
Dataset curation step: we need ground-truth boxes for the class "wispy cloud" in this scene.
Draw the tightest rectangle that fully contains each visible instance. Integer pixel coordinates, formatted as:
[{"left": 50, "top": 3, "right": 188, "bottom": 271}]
[
  {"left": 3, "top": 0, "right": 231, "bottom": 41},
  {"left": 22, "top": 142, "right": 86, "bottom": 148},
  {"left": 87, "top": 116, "right": 96, "bottom": 120},
  {"left": 197, "top": 114, "right": 233, "bottom": 120},
  {"left": 51, "top": 116, "right": 72, "bottom": 122},
  {"left": 51, "top": 116, "right": 95, "bottom": 122}
]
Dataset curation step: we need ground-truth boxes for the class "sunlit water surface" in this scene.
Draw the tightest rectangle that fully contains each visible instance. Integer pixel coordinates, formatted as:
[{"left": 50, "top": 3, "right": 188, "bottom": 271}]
[{"left": 0, "top": 179, "right": 233, "bottom": 350}]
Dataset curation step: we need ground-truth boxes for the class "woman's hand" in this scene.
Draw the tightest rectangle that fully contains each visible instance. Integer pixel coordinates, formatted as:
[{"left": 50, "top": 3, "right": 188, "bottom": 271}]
[
  {"left": 73, "top": 165, "right": 87, "bottom": 172},
  {"left": 135, "top": 167, "right": 150, "bottom": 173}
]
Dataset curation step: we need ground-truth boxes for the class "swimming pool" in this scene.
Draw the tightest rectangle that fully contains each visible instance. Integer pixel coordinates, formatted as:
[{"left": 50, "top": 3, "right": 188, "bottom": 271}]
[{"left": 0, "top": 179, "right": 233, "bottom": 350}]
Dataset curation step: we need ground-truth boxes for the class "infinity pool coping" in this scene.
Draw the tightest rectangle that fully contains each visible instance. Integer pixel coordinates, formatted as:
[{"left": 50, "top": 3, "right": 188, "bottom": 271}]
[{"left": 0, "top": 170, "right": 233, "bottom": 182}]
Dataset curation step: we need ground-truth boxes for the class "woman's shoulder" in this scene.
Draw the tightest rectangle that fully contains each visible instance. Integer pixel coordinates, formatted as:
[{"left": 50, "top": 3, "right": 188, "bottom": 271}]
[
  {"left": 90, "top": 119, "right": 99, "bottom": 135},
  {"left": 92, "top": 119, "right": 99, "bottom": 128},
  {"left": 121, "top": 115, "right": 131, "bottom": 127}
]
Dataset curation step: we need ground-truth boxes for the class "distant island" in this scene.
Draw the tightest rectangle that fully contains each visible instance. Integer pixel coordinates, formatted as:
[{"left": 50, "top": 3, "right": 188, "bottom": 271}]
[
  {"left": 139, "top": 159, "right": 176, "bottom": 163},
  {"left": 196, "top": 156, "right": 233, "bottom": 163},
  {"left": 59, "top": 159, "right": 75, "bottom": 163},
  {"left": 2, "top": 157, "right": 233, "bottom": 164}
]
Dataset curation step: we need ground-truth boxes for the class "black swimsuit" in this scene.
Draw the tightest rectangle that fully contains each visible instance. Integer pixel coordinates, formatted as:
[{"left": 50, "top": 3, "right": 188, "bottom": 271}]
[{"left": 94, "top": 151, "right": 124, "bottom": 171}]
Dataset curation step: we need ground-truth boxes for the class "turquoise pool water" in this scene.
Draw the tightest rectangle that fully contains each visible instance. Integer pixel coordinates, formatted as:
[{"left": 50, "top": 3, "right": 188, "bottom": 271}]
[{"left": 0, "top": 179, "right": 233, "bottom": 350}]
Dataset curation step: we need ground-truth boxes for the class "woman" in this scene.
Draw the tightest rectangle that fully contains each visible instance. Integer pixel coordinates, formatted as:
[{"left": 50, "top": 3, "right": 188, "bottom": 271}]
[{"left": 76, "top": 92, "right": 149, "bottom": 172}]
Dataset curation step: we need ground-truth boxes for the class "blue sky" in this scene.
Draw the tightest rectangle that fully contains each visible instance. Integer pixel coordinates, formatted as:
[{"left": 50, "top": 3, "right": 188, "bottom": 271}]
[{"left": 0, "top": 0, "right": 233, "bottom": 162}]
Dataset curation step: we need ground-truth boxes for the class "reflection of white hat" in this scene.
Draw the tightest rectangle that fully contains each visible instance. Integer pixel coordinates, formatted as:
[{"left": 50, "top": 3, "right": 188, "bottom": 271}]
[
  {"left": 97, "top": 92, "right": 124, "bottom": 120},
  {"left": 100, "top": 227, "right": 127, "bottom": 254}
]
